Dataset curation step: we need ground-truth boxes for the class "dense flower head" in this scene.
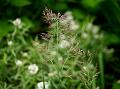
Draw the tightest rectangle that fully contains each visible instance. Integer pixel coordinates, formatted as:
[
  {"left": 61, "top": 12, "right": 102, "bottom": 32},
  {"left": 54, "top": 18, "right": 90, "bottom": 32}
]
[
  {"left": 28, "top": 64, "right": 39, "bottom": 75},
  {"left": 15, "top": 60, "right": 23, "bottom": 67},
  {"left": 22, "top": 52, "right": 28, "bottom": 57},
  {"left": 12, "top": 18, "right": 23, "bottom": 29},
  {"left": 8, "top": 40, "right": 13, "bottom": 46},
  {"left": 37, "top": 82, "right": 49, "bottom": 89},
  {"left": 43, "top": 7, "right": 66, "bottom": 24},
  {"left": 60, "top": 11, "right": 79, "bottom": 31}
]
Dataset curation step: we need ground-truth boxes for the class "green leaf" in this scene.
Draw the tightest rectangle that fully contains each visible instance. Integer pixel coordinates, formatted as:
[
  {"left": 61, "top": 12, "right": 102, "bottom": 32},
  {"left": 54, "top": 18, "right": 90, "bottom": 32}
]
[
  {"left": 81, "top": 0, "right": 102, "bottom": 9},
  {"left": 54, "top": 3, "right": 67, "bottom": 11},
  {"left": 112, "top": 82, "right": 120, "bottom": 89},
  {"left": 10, "top": 0, "right": 31, "bottom": 7},
  {"left": 72, "top": 9, "right": 85, "bottom": 20},
  {"left": 21, "top": 17, "right": 34, "bottom": 29},
  {"left": 0, "top": 20, "right": 13, "bottom": 38},
  {"left": 105, "top": 34, "right": 120, "bottom": 44}
]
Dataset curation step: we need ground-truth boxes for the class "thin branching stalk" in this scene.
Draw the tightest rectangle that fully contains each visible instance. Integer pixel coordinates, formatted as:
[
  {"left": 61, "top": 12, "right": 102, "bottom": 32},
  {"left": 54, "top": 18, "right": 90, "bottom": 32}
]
[{"left": 99, "top": 52, "right": 105, "bottom": 89}]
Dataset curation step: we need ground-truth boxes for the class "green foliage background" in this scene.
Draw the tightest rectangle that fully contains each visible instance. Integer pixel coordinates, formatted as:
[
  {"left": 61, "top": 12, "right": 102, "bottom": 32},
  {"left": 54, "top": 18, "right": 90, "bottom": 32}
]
[{"left": 0, "top": 0, "right": 120, "bottom": 89}]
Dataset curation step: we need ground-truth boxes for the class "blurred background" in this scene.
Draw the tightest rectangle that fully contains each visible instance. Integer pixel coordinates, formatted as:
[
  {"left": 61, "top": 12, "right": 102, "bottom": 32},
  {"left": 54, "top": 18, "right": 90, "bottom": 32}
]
[{"left": 0, "top": 0, "right": 120, "bottom": 89}]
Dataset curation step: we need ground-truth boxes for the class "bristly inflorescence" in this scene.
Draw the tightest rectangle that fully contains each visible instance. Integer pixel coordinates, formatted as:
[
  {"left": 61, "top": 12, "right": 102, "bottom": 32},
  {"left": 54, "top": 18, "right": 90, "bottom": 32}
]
[
  {"left": 43, "top": 7, "right": 66, "bottom": 24},
  {"left": 39, "top": 32, "right": 51, "bottom": 41}
]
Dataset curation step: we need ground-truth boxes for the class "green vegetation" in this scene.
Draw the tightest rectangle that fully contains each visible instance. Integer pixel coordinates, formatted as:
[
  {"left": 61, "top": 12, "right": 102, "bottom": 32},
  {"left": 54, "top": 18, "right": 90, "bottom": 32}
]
[{"left": 0, "top": 0, "right": 120, "bottom": 89}]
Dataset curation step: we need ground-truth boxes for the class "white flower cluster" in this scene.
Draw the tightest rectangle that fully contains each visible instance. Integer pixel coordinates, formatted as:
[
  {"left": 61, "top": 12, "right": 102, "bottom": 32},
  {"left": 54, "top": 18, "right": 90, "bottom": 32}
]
[
  {"left": 37, "top": 82, "right": 49, "bottom": 89},
  {"left": 15, "top": 60, "right": 39, "bottom": 75},
  {"left": 82, "top": 22, "right": 101, "bottom": 39},
  {"left": 28, "top": 64, "right": 39, "bottom": 75},
  {"left": 61, "top": 11, "right": 79, "bottom": 31},
  {"left": 59, "top": 39, "right": 70, "bottom": 48},
  {"left": 8, "top": 40, "right": 13, "bottom": 46},
  {"left": 15, "top": 60, "right": 23, "bottom": 67},
  {"left": 12, "top": 18, "right": 23, "bottom": 29},
  {"left": 57, "top": 12, "right": 80, "bottom": 49},
  {"left": 86, "top": 22, "right": 99, "bottom": 34},
  {"left": 22, "top": 52, "right": 28, "bottom": 57}
]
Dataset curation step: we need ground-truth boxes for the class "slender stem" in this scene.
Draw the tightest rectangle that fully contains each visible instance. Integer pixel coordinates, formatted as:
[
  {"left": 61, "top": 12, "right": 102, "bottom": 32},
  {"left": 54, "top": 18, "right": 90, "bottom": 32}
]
[
  {"left": 43, "top": 75, "right": 45, "bottom": 89},
  {"left": 12, "top": 27, "right": 17, "bottom": 37},
  {"left": 56, "top": 20, "right": 63, "bottom": 83},
  {"left": 98, "top": 52, "right": 104, "bottom": 89},
  {"left": 56, "top": 20, "right": 59, "bottom": 72},
  {"left": 56, "top": 20, "right": 59, "bottom": 50},
  {"left": 92, "top": 78, "right": 96, "bottom": 89}
]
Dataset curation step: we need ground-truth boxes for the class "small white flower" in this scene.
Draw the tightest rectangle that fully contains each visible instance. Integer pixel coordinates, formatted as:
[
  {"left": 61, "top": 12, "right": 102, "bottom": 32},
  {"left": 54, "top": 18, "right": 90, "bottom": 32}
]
[
  {"left": 60, "top": 11, "right": 73, "bottom": 25},
  {"left": 8, "top": 40, "right": 13, "bottom": 46},
  {"left": 92, "top": 26, "right": 99, "bottom": 34},
  {"left": 86, "top": 22, "right": 93, "bottom": 30},
  {"left": 64, "top": 11, "right": 73, "bottom": 20},
  {"left": 60, "top": 11, "right": 79, "bottom": 31},
  {"left": 22, "top": 52, "right": 28, "bottom": 57},
  {"left": 70, "top": 21, "right": 79, "bottom": 30},
  {"left": 37, "top": 82, "right": 49, "bottom": 89},
  {"left": 12, "top": 18, "right": 23, "bottom": 29},
  {"left": 28, "top": 64, "right": 39, "bottom": 75},
  {"left": 96, "top": 86, "right": 100, "bottom": 89},
  {"left": 15, "top": 60, "right": 23, "bottom": 67},
  {"left": 82, "top": 32, "right": 88, "bottom": 38},
  {"left": 59, "top": 40, "right": 70, "bottom": 48},
  {"left": 117, "top": 80, "right": 120, "bottom": 84}
]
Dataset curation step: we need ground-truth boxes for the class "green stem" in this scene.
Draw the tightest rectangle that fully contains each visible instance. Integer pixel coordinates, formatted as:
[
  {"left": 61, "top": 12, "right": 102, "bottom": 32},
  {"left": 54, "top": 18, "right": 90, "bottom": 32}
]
[
  {"left": 12, "top": 27, "right": 17, "bottom": 37},
  {"left": 92, "top": 78, "right": 96, "bottom": 89},
  {"left": 56, "top": 20, "right": 59, "bottom": 71},
  {"left": 43, "top": 75, "right": 45, "bottom": 89},
  {"left": 56, "top": 20, "right": 59, "bottom": 50},
  {"left": 56, "top": 20, "right": 63, "bottom": 84},
  {"left": 98, "top": 52, "right": 104, "bottom": 89}
]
